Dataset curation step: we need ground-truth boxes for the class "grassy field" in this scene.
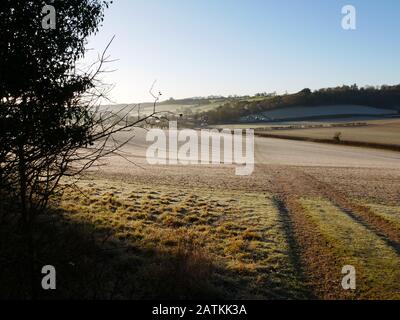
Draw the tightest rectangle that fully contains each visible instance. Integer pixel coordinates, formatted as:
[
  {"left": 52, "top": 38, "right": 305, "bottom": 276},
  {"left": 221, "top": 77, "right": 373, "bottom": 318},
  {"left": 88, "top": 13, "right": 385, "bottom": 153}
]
[
  {"left": 58, "top": 178, "right": 310, "bottom": 299},
  {"left": 300, "top": 198, "right": 400, "bottom": 299},
  {"left": 41, "top": 170, "right": 399, "bottom": 300},
  {"left": 2, "top": 123, "right": 399, "bottom": 299},
  {"left": 2, "top": 165, "right": 399, "bottom": 299}
]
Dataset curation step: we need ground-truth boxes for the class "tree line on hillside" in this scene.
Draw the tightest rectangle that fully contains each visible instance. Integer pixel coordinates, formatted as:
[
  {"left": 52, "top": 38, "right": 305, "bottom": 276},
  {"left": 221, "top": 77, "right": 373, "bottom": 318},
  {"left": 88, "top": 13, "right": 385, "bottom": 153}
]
[{"left": 197, "top": 84, "right": 400, "bottom": 125}]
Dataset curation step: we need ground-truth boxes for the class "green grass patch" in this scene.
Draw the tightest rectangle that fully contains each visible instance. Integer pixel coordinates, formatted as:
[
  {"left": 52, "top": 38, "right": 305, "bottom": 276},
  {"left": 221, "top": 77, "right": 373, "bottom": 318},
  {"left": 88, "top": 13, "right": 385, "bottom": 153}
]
[
  {"left": 300, "top": 198, "right": 400, "bottom": 300},
  {"left": 364, "top": 203, "right": 400, "bottom": 232}
]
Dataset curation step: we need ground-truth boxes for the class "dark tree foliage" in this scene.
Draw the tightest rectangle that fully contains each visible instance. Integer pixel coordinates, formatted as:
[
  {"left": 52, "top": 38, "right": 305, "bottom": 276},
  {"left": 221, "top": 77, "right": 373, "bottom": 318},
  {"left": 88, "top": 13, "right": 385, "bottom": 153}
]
[
  {"left": 0, "top": 1, "right": 114, "bottom": 225},
  {"left": 0, "top": 0, "right": 109, "bottom": 97},
  {"left": 0, "top": 0, "right": 117, "bottom": 300},
  {"left": 0, "top": 0, "right": 166, "bottom": 299}
]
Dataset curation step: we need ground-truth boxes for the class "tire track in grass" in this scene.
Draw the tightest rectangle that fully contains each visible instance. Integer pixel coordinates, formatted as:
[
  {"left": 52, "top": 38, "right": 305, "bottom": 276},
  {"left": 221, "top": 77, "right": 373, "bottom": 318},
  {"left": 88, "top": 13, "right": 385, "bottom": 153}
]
[
  {"left": 299, "top": 170, "right": 400, "bottom": 253},
  {"left": 271, "top": 170, "right": 353, "bottom": 299},
  {"left": 219, "top": 193, "right": 312, "bottom": 299},
  {"left": 280, "top": 196, "right": 353, "bottom": 299},
  {"left": 272, "top": 167, "right": 400, "bottom": 299},
  {"left": 300, "top": 198, "right": 400, "bottom": 300},
  {"left": 273, "top": 197, "right": 316, "bottom": 299},
  {"left": 363, "top": 204, "right": 400, "bottom": 233}
]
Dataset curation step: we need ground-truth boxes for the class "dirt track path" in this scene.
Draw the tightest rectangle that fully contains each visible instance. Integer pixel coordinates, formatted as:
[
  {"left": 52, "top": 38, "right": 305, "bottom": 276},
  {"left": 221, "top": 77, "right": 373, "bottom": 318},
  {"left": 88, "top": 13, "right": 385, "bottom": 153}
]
[
  {"left": 270, "top": 168, "right": 352, "bottom": 299},
  {"left": 270, "top": 166, "right": 400, "bottom": 299}
]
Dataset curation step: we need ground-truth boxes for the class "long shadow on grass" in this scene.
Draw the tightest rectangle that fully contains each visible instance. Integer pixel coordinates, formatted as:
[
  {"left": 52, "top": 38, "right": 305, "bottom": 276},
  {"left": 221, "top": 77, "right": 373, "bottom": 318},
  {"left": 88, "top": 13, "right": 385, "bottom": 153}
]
[
  {"left": 0, "top": 196, "right": 318, "bottom": 300},
  {"left": 273, "top": 196, "right": 316, "bottom": 299},
  {"left": 1, "top": 207, "right": 296, "bottom": 299},
  {"left": 0, "top": 207, "right": 225, "bottom": 300}
]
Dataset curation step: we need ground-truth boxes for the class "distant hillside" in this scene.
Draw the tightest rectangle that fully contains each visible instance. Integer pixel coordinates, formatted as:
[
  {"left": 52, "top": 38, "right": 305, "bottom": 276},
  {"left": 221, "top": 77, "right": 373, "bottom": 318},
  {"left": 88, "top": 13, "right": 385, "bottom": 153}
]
[
  {"left": 99, "top": 101, "right": 216, "bottom": 117},
  {"left": 99, "top": 95, "right": 255, "bottom": 116},
  {"left": 197, "top": 85, "right": 400, "bottom": 125},
  {"left": 99, "top": 84, "right": 400, "bottom": 125}
]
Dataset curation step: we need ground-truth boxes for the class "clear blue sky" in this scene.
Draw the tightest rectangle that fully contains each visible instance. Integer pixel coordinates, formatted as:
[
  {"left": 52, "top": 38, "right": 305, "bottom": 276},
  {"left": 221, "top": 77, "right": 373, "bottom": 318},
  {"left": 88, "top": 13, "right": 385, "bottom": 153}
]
[{"left": 85, "top": 0, "right": 400, "bottom": 103}]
